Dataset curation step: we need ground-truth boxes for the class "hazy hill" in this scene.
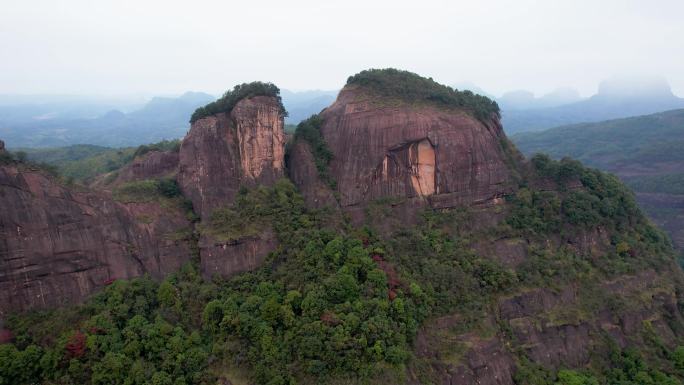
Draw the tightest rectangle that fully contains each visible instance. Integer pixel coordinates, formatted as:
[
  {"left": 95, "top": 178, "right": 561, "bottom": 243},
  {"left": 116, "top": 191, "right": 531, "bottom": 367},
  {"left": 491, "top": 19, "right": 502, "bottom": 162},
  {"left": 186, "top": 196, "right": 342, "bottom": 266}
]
[
  {"left": 497, "top": 87, "right": 583, "bottom": 110},
  {"left": 280, "top": 89, "right": 337, "bottom": 124},
  {"left": 0, "top": 92, "right": 213, "bottom": 148},
  {"left": 513, "top": 108, "right": 684, "bottom": 251},
  {"left": 503, "top": 78, "right": 684, "bottom": 133}
]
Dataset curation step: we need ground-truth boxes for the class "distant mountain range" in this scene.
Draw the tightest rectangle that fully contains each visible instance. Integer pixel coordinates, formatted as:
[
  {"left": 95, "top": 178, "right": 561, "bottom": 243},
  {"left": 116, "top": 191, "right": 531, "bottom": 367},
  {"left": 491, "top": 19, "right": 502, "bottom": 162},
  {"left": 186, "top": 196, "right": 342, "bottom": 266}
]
[
  {"left": 3, "top": 78, "right": 683, "bottom": 147},
  {"left": 512, "top": 108, "right": 684, "bottom": 251},
  {"left": 0, "top": 92, "right": 214, "bottom": 148},
  {"left": 0, "top": 90, "right": 341, "bottom": 148},
  {"left": 496, "top": 78, "right": 684, "bottom": 134},
  {"left": 280, "top": 89, "right": 337, "bottom": 124}
]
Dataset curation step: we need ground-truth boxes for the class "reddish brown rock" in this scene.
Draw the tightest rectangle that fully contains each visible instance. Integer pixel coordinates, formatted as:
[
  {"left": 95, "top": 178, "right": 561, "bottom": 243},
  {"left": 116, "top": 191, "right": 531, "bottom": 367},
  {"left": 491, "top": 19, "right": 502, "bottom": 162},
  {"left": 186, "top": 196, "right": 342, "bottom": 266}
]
[
  {"left": 412, "top": 315, "right": 516, "bottom": 385},
  {"left": 178, "top": 96, "right": 285, "bottom": 279},
  {"left": 114, "top": 150, "right": 179, "bottom": 184},
  {"left": 199, "top": 229, "right": 278, "bottom": 280},
  {"left": 287, "top": 140, "right": 338, "bottom": 208},
  {"left": 290, "top": 86, "right": 517, "bottom": 214},
  {"left": 0, "top": 165, "right": 192, "bottom": 317},
  {"left": 178, "top": 95, "right": 285, "bottom": 219}
]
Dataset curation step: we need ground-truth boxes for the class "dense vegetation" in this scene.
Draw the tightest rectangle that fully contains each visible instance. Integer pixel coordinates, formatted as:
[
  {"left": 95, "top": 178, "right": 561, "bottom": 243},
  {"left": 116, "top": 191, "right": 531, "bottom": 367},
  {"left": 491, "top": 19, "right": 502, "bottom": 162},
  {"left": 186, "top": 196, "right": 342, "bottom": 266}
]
[
  {"left": 511, "top": 108, "right": 684, "bottom": 252},
  {"left": 291, "top": 115, "right": 336, "bottom": 189},
  {"left": 346, "top": 68, "right": 500, "bottom": 120},
  {"left": 190, "top": 82, "right": 287, "bottom": 123},
  {"left": 2, "top": 156, "right": 683, "bottom": 384}
]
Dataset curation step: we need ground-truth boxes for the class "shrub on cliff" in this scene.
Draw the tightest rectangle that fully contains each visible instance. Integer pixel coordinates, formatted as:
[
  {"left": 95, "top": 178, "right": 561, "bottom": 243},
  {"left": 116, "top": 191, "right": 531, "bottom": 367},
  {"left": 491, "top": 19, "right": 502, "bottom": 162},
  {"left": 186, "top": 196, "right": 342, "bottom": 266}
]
[
  {"left": 346, "top": 68, "right": 500, "bottom": 121},
  {"left": 293, "top": 114, "right": 336, "bottom": 189},
  {"left": 190, "top": 82, "right": 287, "bottom": 123}
]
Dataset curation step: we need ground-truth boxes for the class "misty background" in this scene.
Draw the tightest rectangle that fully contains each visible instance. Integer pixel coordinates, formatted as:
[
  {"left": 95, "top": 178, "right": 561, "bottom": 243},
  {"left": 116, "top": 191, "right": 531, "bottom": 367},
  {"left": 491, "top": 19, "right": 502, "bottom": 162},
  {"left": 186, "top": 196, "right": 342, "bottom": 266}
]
[{"left": 2, "top": 0, "right": 684, "bottom": 148}]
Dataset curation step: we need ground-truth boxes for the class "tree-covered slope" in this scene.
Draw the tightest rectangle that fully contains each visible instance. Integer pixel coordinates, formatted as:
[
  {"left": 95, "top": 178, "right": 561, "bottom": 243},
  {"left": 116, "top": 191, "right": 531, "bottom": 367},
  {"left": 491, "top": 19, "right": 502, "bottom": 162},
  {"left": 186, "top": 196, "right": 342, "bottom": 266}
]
[
  {"left": 14, "top": 140, "right": 180, "bottom": 183},
  {"left": 512, "top": 109, "right": 684, "bottom": 251},
  {"left": 2, "top": 155, "right": 684, "bottom": 385}
]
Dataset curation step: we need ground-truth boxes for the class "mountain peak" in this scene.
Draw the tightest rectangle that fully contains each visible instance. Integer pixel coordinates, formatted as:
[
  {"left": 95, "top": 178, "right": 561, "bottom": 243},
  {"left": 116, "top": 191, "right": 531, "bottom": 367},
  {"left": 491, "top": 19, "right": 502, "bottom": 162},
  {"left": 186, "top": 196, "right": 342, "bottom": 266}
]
[{"left": 597, "top": 76, "right": 674, "bottom": 99}]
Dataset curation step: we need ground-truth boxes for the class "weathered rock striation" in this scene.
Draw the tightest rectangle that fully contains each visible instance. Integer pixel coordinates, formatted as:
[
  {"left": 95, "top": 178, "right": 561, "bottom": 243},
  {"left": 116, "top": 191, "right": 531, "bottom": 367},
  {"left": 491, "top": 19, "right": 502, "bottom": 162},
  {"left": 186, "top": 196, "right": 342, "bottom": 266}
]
[
  {"left": 178, "top": 96, "right": 285, "bottom": 219},
  {"left": 289, "top": 86, "right": 517, "bottom": 212},
  {"left": 0, "top": 165, "right": 192, "bottom": 317},
  {"left": 178, "top": 95, "right": 286, "bottom": 279}
]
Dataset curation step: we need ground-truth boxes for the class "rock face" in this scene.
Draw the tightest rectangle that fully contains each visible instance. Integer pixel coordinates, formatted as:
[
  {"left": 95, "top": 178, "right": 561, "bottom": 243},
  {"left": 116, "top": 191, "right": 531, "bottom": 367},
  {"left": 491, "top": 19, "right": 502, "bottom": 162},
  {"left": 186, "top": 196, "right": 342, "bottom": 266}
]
[
  {"left": 179, "top": 96, "right": 285, "bottom": 219},
  {"left": 0, "top": 165, "right": 192, "bottom": 317},
  {"left": 113, "top": 150, "right": 179, "bottom": 184},
  {"left": 290, "top": 87, "right": 516, "bottom": 211},
  {"left": 287, "top": 140, "right": 338, "bottom": 208},
  {"left": 178, "top": 96, "right": 286, "bottom": 279},
  {"left": 412, "top": 268, "right": 683, "bottom": 385},
  {"left": 91, "top": 150, "right": 180, "bottom": 189}
]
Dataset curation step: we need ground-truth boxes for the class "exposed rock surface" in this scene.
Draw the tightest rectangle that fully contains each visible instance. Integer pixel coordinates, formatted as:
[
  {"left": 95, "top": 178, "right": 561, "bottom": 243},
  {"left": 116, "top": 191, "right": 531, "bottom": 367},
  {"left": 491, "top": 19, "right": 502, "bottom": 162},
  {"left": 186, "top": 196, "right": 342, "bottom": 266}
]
[
  {"left": 0, "top": 165, "right": 192, "bottom": 317},
  {"left": 199, "top": 229, "right": 278, "bottom": 280},
  {"left": 179, "top": 96, "right": 285, "bottom": 219},
  {"left": 412, "top": 315, "right": 516, "bottom": 385},
  {"left": 113, "top": 150, "right": 179, "bottom": 184},
  {"left": 414, "top": 269, "right": 683, "bottom": 385},
  {"left": 178, "top": 96, "right": 286, "bottom": 279},
  {"left": 290, "top": 87, "right": 516, "bottom": 211},
  {"left": 287, "top": 140, "right": 338, "bottom": 208}
]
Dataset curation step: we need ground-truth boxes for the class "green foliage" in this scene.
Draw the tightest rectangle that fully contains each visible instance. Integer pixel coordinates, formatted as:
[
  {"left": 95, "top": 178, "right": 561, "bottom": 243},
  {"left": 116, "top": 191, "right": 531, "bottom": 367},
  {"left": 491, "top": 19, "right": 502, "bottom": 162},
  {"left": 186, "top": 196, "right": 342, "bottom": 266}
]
[
  {"left": 555, "top": 370, "right": 599, "bottom": 385},
  {"left": 133, "top": 139, "right": 181, "bottom": 158},
  {"left": 2, "top": 152, "right": 682, "bottom": 385},
  {"left": 513, "top": 358, "right": 554, "bottom": 385},
  {"left": 0, "top": 148, "right": 61, "bottom": 177},
  {"left": 190, "top": 82, "right": 287, "bottom": 123},
  {"left": 385, "top": 210, "right": 517, "bottom": 321},
  {"left": 292, "top": 114, "right": 336, "bottom": 189},
  {"left": 15, "top": 139, "right": 181, "bottom": 183},
  {"left": 112, "top": 178, "right": 182, "bottom": 203},
  {"left": 201, "top": 181, "right": 426, "bottom": 381},
  {"left": 1, "top": 268, "right": 215, "bottom": 385},
  {"left": 604, "top": 348, "right": 682, "bottom": 385},
  {"left": 346, "top": 68, "right": 500, "bottom": 121},
  {"left": 513, "top": 109, "right": 684, "bottom": 169}
]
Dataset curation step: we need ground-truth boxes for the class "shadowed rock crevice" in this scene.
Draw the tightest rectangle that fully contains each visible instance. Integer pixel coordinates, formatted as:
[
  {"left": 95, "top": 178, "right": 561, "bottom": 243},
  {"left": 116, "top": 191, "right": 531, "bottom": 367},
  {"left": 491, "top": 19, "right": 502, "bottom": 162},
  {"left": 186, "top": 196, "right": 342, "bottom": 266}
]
[{"left": 371, "top": 138, "right": 437, "bottom": 200}]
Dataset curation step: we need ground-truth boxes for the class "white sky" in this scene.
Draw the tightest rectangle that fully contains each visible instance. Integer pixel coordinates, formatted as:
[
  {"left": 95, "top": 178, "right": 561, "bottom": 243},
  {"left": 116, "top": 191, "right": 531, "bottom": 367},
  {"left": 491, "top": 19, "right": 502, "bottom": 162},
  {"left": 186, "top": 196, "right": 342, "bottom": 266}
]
[{"left": 1, "top": 0, "right": 683, "bottom": 97}]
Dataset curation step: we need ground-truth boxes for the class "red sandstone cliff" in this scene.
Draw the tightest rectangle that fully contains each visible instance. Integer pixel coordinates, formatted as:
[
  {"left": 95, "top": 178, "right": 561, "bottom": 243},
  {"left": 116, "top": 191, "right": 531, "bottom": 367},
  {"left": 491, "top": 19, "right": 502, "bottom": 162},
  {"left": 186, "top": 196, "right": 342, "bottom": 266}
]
[
  {"left": 0, "top": 164, "right": 192, "bottom": 317},
  {"left": 289, "top": 86, "right": 517, "bottom": 212},
  {"left": 178, "top": 95, "right": 286, "bottom": 279}
]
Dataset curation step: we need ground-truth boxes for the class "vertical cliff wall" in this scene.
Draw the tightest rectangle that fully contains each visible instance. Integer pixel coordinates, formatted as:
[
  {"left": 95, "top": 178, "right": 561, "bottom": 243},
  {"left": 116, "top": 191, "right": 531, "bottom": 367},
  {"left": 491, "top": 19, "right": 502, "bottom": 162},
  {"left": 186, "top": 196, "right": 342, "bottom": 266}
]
[
  {"left": 289, "top": 87, "right": 518, "bottom": 212},
  {"left": 0, "top": 165, "right": 192, "bottom": 316},
  {"left": 178, "top": 95, "right": 286, "bottom": 279}
]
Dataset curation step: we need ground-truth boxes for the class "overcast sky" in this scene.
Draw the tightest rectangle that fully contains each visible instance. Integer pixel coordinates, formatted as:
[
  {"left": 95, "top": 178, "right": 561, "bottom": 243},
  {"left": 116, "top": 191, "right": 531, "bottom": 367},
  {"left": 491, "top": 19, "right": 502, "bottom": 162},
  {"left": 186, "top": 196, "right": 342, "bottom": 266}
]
[{"left": 2, "top": 0, "right": 683, "bottom": 97}]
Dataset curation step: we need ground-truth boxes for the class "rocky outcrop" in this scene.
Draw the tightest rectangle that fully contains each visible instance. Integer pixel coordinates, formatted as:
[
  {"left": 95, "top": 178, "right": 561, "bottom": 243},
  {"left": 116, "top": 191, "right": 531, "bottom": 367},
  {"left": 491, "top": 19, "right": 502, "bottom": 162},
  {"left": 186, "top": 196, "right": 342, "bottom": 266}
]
[
  {"left": 0, "top": 165, "right": 192, "bottom": 317},
  {"left": 199, "top": 229, "right": 278, "bottom": 280},
  {"left": 287, "top": 140, "right": 338, "bottom": 208},
  {"left": 178, "top": 96, "right": 286, "bottom": 279},
  {"left": 113, "top": 150, "right": 179, "bottom": 184},
  {"left": 290, "top": 87, "right": 516, "bottom": 213},
  {"left": 412, "top": 315, "right": 516, "bottom": 385},
  {"left": 178, "top": 95, "right": 285, "bottom": 219}
]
